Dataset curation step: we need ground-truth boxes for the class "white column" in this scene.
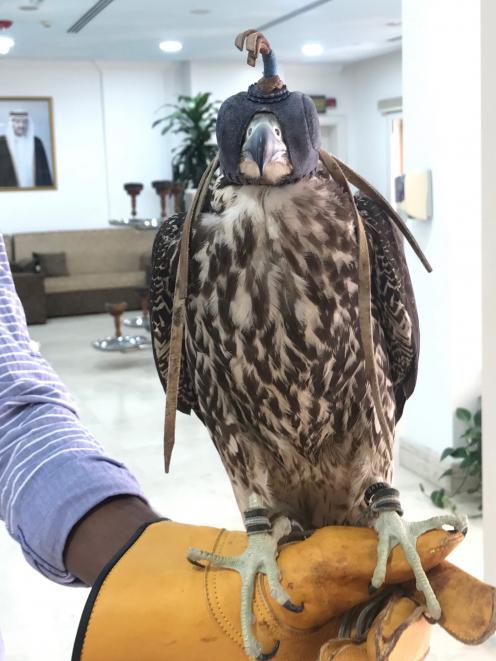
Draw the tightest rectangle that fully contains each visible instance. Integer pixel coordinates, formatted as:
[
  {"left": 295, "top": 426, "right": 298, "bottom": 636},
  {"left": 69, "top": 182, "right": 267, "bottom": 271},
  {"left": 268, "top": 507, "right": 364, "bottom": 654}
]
[{"left": 481, "top": 0, "right": 496, "bottom": 585}]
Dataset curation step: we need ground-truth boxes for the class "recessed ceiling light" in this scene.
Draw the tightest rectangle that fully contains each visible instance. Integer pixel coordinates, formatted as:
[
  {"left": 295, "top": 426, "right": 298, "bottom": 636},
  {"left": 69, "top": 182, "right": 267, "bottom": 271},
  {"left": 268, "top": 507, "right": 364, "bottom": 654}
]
[
  {"left": 190, "top": 8, "right": 211, "bottom": 15},
  {"left": 0, "top": 36, "right": 14, "bottom": 55},
  {"left": 19, "top": 0, "right": 44, "bottom": 9},
  {"left": 159, "top": 40, "right": 183, "bottom": 53},
  {"left": 301, "top": 43, "right": 324, "bottom": 57}
]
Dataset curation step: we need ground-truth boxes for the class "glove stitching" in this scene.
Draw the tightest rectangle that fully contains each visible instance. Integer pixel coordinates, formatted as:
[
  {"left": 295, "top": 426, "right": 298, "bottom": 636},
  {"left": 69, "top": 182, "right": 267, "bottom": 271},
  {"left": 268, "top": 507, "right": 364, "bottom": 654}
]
[
  {"left": 253, "top": 573, "right": 280, "bottom": 635},
  {"left": 322, "top": 642, "right": 366, "bottom": 660},
  {"left": 206, "top": 529, "right": 246, "bottom": 650},
  {"left": 373, "top": 595, "right": 427, "bottom": 660}
]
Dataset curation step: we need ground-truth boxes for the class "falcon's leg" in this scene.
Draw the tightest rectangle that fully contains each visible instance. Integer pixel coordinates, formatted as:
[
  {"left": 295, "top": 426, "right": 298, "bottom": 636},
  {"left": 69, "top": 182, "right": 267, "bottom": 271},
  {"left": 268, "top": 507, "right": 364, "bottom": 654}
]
[
  {"left": 187, "top": 493, "right": 303, "bottom": 660},
  {"left": 366, "top": 483, "right": 468, "bottom": 619}
]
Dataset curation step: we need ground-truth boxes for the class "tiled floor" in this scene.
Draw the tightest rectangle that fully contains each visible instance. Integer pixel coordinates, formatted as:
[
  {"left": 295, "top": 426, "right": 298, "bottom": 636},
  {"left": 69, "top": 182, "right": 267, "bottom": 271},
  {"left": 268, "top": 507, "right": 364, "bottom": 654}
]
[{"left": 0, "top": 313, "right": 494, "bottom": 660}]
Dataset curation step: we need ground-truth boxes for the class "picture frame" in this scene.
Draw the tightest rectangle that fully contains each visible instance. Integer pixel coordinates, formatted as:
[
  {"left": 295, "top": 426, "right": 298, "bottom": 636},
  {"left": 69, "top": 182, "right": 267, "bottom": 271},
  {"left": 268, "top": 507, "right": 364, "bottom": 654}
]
[
  {"left": 310, "top": 95, "right": 328, "bottom": 114},
  {"left": 0, "top": 96, "right": 57, "bottom": 191}
]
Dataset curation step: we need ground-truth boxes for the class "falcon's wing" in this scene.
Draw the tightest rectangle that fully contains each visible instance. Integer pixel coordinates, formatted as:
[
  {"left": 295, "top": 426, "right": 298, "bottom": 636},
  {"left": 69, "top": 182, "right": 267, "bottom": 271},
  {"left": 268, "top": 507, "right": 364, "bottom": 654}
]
[
  {"left": 150, "top": 213, "right": 198, "bottom": 416},
  {"left": 355, "top": 194, "right": 420, "bottom": 421}
]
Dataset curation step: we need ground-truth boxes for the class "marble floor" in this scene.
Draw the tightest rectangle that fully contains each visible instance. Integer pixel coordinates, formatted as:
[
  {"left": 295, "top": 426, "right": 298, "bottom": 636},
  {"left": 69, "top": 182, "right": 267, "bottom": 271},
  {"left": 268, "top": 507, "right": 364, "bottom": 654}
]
[{"left": 0, "top": 313, "right": 494, "bottom": 660}]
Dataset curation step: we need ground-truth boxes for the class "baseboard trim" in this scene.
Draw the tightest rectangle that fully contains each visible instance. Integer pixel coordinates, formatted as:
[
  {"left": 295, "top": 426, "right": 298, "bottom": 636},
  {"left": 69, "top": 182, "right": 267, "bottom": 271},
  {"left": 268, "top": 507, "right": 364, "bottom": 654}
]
[
  {"left": 399, "top": 438, "right": 442, "bottom": 484},
  {"left": 399, "top": 438, "right": 481, "bottom": 499}
]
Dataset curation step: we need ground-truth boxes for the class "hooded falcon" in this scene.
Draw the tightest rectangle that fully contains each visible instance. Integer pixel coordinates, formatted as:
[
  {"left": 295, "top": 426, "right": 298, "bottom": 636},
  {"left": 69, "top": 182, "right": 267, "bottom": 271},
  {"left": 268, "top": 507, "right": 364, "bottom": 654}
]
[{"left": 150, "top": 30, "right": 467, "bottom": 660}]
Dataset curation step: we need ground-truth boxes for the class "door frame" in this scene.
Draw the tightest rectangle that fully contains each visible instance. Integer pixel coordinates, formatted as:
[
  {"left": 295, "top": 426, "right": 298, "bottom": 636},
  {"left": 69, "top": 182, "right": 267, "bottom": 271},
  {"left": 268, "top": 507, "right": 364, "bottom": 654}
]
[{"left": 318, "top": 114, "right": 348, "bottom": 161}]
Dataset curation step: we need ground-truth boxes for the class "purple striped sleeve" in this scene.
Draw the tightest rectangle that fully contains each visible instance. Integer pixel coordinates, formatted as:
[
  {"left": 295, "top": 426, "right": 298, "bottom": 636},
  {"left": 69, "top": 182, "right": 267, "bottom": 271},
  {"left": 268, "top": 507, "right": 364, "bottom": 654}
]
[{"left": 0, "top": 233, "right": 146, "bottom": 584}]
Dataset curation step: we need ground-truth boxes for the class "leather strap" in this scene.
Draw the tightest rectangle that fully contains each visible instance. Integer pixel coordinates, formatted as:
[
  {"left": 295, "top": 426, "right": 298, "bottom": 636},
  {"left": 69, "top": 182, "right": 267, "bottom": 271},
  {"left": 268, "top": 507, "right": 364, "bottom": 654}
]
[
  {"left": 162, "top": 150, "right": 430, "bottom": 471},
  {"left": 163, "top": 154, "right": 219, "bottom": 471},
  {"left": 319, "top": 149, "right": 395, "bottom": 459},
  {"left": 331, "top": 154, "right": 432, "bottom": 273}
]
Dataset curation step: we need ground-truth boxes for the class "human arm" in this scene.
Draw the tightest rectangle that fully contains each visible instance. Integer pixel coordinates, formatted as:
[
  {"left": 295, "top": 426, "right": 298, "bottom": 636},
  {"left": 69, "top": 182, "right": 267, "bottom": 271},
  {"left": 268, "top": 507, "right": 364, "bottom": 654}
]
[
  {"left": 0, "top": 233, "right": 155, "bottom": 585},
  {"left": 64, "top": 495, "right": 159, "bottom": 585}
]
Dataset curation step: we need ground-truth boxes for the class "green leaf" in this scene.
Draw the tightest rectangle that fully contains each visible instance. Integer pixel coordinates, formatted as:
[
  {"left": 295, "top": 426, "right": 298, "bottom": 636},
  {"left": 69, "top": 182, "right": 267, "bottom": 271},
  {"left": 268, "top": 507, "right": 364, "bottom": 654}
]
[
  {"left": 439, "top": 469, "right": 453, "bottom": 479},
  {"left": 450, "top": 447, "right": 469, "bottom": 459},
  {"left": 440, "top": 447, "right": 454, "bottom": 461},
  {"left": 431, "top": 489, "right": 446, "bottom": 508},
  {"left": 460, "top": 456, "right": 476, "bottom": 469},
  {"left": 456, "top": 408, "right": 472, "bottom": 422},
  {"left": 152, "top": 91, "right": 219, "bottom": 187},
  {"left": 473, "top": 410, "right": 482, "bottom": 427}
]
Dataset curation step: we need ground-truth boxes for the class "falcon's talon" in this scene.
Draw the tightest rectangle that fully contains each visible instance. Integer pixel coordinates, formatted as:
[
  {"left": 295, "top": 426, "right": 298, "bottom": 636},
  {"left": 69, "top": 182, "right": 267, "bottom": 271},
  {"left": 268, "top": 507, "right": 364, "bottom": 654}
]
[
  {"left": 367, "top": 582, "right": 378, "bottom": 595},
  {"left": 256, "top": 640, "right": 280, "bottom": 661},
  {"left": 282, "top": 599, "right": 304, "bottom": 613},
  {"left": 372, "top": 509, "right": 468, "bottom": 621},
  {"left": 186, "top": 494, "right": 295, "bottom": 660},
  {"left": 186, "top": 556, "right": 207, "bottom": 569},
  {"left": 423, "top": 614, "right": 439, "bottom": 625}
]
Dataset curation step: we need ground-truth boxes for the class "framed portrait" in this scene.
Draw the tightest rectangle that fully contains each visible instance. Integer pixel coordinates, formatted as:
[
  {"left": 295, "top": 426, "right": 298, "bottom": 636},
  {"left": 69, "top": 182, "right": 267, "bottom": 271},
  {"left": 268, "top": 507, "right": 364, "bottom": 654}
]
[
  {"left": 310, "top": 95, "right": 328, "bottom": 114},
  {"left": 0, "top": 97, "right": 57, "bottom": 191}
]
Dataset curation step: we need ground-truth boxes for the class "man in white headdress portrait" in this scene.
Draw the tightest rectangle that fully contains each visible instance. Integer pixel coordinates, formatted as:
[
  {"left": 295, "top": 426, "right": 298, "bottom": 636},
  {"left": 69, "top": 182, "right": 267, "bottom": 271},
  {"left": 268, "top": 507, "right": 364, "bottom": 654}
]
[{"left": 0, "top": 110, "right": 53, "bottom": 188}]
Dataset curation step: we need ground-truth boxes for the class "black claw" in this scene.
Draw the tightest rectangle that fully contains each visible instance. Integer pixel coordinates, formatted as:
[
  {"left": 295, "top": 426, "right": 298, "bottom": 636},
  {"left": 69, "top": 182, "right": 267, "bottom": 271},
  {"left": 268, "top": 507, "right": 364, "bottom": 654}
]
[
  {"left": 187, "top": 557, "right": 206, "bottom": 569},
  {"left": 257, "top": 640, "right": 280, "bottom": 660},
  {"left": 282, "top": 599, "right": 304, "bottom": 613},
  {"left": 279, "top": 528, "right": 314, "bottom": 545},
  {"left": 368, "top": 582, "right": 378, "bottom": 595},
  {"left": 447, "top": 526, "right": 468, "bottom": 537},
  {"left": 423, "top": 615, "right": 438, "bottom": 625}
]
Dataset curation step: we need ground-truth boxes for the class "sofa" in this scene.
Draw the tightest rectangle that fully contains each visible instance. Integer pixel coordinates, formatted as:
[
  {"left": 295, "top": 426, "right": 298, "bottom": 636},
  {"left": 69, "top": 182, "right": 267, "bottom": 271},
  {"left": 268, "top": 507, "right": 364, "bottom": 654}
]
[{"left": 7, "top": 227, "right": 156, "bottom": 323}]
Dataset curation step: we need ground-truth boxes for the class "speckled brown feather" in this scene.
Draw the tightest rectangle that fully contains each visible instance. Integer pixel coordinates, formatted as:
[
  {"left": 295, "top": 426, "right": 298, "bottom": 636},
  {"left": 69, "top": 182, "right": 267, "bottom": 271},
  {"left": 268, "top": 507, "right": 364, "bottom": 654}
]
[{"left": 150, "top": 168, "right": 419, "bottom": 529}]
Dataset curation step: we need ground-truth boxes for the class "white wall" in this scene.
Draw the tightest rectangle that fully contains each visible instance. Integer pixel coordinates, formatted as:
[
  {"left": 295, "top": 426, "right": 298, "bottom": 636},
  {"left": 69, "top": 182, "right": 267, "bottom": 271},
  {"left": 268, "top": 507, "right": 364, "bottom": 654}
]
[
  {"left": 343, "top": 51, "right": 403, "bottom": 197},
  {"left": 98, "top": 62, "right": 179, "bottom": 221},
  {"left": 0, "top": 61, "right": 107, "bottom": 234},
  {"left": 0, "top": 60, "right": 180, "bottom": 234},
  {"left": 401, "top": 0, "right": 482, "bottom": 455},
  {"left": 188, "top": 59, "right": 348, "bottom": 108},
  {"left": 0, "top": 54, "right": 401, "bottom": 234},
  {"left": 481, "top": 0, "right": 496, "bottom": 585}
]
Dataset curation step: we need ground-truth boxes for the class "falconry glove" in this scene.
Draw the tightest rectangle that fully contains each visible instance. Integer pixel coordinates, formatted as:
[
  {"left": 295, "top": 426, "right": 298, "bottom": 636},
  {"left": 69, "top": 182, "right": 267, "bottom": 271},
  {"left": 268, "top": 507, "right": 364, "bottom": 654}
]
[{"left": 71, "top": 519, "right": 495, "bottom": 661}]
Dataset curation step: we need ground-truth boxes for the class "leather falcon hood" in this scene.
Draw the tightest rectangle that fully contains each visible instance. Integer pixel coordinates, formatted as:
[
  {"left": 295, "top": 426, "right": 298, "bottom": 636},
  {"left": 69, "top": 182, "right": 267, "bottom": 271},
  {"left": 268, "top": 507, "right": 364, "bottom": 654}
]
[{"left": 216, "top": 31, "right": 322, "bottom": 185}]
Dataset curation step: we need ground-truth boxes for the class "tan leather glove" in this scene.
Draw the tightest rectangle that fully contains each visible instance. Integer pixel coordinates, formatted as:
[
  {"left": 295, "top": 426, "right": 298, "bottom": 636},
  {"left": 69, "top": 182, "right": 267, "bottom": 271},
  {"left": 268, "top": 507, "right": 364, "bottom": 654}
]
[
  {"left": 72, "top": 520, "right": 495, "bottom": 661},
  {"left": 318, "top": 561, "right": 496, "bottom": 660}
]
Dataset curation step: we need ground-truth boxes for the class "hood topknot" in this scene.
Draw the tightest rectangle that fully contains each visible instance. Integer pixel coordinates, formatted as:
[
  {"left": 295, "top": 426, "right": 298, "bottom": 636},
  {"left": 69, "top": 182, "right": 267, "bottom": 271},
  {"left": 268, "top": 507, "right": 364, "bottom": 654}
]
[{"left": 216, "top": 29, "right": 321, "bottom": 185}]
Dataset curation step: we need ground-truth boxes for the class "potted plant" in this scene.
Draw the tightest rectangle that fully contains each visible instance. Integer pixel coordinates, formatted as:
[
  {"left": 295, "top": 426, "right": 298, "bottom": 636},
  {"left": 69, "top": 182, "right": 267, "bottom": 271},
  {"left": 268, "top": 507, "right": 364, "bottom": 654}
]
[
  {"left": 420, "top": 405, "right": 482, "bottom": 515},
  {"left": 152, "top": 92, "right": 219, "bottom": 208}
]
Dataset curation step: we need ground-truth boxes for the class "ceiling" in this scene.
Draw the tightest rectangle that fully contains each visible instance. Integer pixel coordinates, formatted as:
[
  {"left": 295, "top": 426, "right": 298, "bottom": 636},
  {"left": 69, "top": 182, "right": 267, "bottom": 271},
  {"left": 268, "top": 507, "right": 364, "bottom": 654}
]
[{"left": 0, "top": 0, "right": 402, "bottom": 62}]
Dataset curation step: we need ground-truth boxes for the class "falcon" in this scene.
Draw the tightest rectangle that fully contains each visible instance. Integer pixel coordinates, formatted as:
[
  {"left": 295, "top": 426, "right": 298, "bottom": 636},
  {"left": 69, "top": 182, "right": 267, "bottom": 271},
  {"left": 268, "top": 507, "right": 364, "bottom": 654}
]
[{"left": 150, "top": 30, "right": 467, "bottom": 660}]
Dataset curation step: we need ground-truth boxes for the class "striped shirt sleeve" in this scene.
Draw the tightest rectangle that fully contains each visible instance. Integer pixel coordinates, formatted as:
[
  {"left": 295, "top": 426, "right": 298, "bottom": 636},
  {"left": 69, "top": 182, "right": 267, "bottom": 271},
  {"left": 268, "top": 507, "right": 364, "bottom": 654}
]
[{"left": 0, "top": 234, "right": 146, "bottom": 584}]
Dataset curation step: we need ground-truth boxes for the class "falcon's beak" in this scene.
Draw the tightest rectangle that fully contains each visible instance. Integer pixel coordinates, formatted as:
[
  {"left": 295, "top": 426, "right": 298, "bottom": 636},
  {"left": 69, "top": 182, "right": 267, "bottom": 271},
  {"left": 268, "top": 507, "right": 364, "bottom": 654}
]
[{"left": 243, "top": 123, "right": 279, "bottom": 176}]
